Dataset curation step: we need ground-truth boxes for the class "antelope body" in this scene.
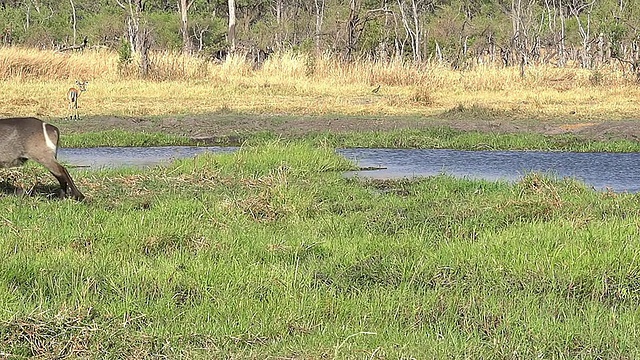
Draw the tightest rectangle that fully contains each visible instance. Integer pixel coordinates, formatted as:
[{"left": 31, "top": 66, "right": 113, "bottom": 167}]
[
  {"left": 0, "top": 117, "right": 85, "bottom": 200},
  {"left": 67, "top": 80, "right": 88, "bottom": 120}
]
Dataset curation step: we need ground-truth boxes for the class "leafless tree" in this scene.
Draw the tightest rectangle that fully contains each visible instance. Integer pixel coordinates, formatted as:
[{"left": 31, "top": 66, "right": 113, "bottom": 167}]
[
  {"left": 178, "top": 0, "right": 194, "bottom": 54},
  {"left": 115, "top": 0, "right": 144, "bottom": 54},
  {"left": 315, "top": 0, "right": 325, "bottom": 53},
  {"left": 345, "top": 0, "right": 392, "bottom": 61},
  {"left": 69, "top": 0, "right": 76, "bottom": 45},
  {"left": 569, "top": 0, "right": 596, "bottom": 68},
  {"left": 115, "top": 0, "right": 151, "bottom": 76},
  {"left": 228, "top": 0, "right": 236, "bottom": 52},
  {"left": 543, "top": 0, "right": 567, "bottom": 66},
  {"left": 192, "top": 26, "right": 208, "bottom": 52},
  {"left": 397, "top": 0, "right": 422, "bottom": 61},
  {"left": 273, "top": 0, "right": 283, "bottom": 48},
  {"left": 509, "top": 0, "right": 540, "bottom": 76}
]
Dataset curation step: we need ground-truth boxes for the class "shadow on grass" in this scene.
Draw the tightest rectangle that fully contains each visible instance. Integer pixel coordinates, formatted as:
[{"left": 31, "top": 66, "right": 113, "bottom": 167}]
[{"left": 0, "top": 181, "right": 65, "bottom": 200}]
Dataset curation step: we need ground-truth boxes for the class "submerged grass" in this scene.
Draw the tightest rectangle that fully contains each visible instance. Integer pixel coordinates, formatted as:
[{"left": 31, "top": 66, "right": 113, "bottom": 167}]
[{"left": 2, "top": 141, "right": 640, "bottom": 358}]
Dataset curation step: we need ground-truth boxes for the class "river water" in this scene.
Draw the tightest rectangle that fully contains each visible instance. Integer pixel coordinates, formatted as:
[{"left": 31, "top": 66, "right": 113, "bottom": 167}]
[
  {"left": 59, "top": 146, "right": 236, "bottom": 169},
  {"left": 337, "top": 148, "right": 640, "bottom": 192},
  {"left": 58, "top": 146, "right": 640, "bottom": 193}
]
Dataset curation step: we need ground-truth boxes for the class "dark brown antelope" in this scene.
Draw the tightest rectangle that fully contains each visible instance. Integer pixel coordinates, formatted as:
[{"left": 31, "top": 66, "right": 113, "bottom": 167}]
[
  {"left": 67, "top": 80, "right": 88, "bottom": 120},
  {"left": 0, "top": 117, "right": 85, "bottom": 200}
]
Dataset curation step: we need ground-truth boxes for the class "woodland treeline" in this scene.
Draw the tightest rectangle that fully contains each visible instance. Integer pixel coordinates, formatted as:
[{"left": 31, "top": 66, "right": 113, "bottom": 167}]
[{"left": 1, "top": 0, "right": 639, "bottom": 70}]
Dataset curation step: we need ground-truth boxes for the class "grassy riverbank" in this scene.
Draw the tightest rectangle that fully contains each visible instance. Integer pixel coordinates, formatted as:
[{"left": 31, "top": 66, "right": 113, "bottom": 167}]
[
  {"left": 3, "top": 46, "right": 640, "bottom": 358},
  {"left": 2, "top": 141, "right": 640, "bottom": 358},
  {"left": 61, "top": 127, "right": 640, "bottom": 153}
]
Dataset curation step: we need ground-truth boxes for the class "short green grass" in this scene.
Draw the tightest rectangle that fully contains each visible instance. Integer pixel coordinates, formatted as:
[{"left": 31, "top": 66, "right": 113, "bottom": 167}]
[
  {"left": 60, "top": 130, "right": 195, "bottom": 148},
  {"left": 308, "top": 128, "right": 640, "bottom": 152},
  {"left": 2, "top": 141, "right": 640, "bottom": 358},
  {"left": 61, "top": 127, "right": 640, "bottom": 152}
]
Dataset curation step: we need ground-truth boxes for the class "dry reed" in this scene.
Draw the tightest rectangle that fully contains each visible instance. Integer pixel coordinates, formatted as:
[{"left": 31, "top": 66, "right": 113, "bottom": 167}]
[{"left": 0, "top": 46, "right": 638, "bottom": 120}]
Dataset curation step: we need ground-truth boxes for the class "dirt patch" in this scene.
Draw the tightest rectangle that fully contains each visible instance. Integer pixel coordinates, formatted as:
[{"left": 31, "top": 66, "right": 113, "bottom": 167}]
[
  {"left": 559, "top": 122, "right": 596, "bottom": 131},
  {"left": 52, "top": 112, "right": 640, "bottom": 144}
]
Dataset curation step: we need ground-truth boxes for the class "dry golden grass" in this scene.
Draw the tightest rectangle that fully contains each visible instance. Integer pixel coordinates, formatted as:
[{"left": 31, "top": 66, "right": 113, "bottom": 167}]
[{"left": 0, "top": 46, "right": 639, "bottom": 121}]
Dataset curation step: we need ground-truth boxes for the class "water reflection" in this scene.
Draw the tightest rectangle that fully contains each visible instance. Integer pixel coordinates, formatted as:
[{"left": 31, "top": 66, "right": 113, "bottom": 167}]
[{"left": 337, "top": 148, "right": 640, "bottom": 193}]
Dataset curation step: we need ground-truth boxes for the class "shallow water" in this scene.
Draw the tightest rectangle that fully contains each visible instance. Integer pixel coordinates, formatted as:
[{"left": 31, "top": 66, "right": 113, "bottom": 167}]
[
  {"left": 58, "top": 146, "right": 236, "bottom": 169},
  {"left": 337, "top": 148, "right": 640, "bottom": 193},
  {"left": 58, "top": 146, "right": 640, "bottom": 193}
]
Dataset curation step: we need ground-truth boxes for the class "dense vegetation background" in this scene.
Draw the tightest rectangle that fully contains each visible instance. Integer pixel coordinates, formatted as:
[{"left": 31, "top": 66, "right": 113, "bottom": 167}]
[{"left": 1, "top": 0, "right": 640, "bottom": 72}]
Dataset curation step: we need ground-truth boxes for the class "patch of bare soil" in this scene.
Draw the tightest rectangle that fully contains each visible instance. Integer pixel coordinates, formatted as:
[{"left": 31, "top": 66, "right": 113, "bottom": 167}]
[{"left": 53, "top": 112, "right": 640, "bottom": 144}]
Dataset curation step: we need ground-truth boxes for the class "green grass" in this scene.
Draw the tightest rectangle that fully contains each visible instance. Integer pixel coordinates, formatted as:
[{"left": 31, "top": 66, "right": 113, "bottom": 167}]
[
  {"left": 2, "top": 141, "right": 640, "bottom": 358},
  {"left": 307, "top": 128, "right": 640, "bottom": 152},
  {"left": 61, "top": 130, "right": 195, "bottom": 148},
  {"left": 60, "top": 127, "right": 640, "bottom": 152}
]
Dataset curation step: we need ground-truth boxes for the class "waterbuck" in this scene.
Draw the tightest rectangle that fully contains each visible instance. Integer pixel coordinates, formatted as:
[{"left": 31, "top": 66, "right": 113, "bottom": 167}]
[
  {"left": 67, "top": 80, "right": 88, "bottom": 120},
  {"left": 0, "top": 117, "right": 85, "bottom": 200}
]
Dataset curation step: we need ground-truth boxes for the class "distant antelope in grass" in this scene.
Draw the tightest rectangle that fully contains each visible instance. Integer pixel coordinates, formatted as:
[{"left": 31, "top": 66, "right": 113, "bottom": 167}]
[
  {"left": 0, "top": 117, "right": 85, "bottom": 200},
  {"left": 67, "top": 80, "right": 88, "bottom": 120}
]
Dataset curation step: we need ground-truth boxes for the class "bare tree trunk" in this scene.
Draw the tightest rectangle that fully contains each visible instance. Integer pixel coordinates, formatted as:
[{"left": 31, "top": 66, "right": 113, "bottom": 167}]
[
  {"left": 345, "top": 0, "right": 358, "bottom": 61},
  {"left": 487, "top": 32, "right": 495, "bottom": 64},
  {"left": 511, "top": 0, "right": 521, "bottom": 68},
  {"left": 138, "top": 27, "right": 151, "bottom": 77},
  {"left": 435, "top": 40, "right": 442, "bottom": 62},
  {"left": 597, "top": 32, "right": 604, "bottom": 66},
  {"left": 178, "top": 0, "right": 193, "bottom": 54},
  {"left": 411, "top": 0, "right": 421, "bottom": 61},
  {"left": 458, "top": 18, "right": 469, "bottom": 67},
  {"left": 570, "top": 0, "right": 596, "bottom": 68},
  {"left": 510, "top": 0, "right": 535, "bottom": 75},
  {"left": 228, "top": 0, "right": 236, "bottom": 52},
  {"left": 116, "top": 0, "right": 150, "bottom": 76},
  {"left": 378, "top": 0, "right": 391, "bottom": 61},
  {"left": 558, "top": 0, "right": 566, "bottom": 66},
  {"left": 314, "top": 0, "right": 325, "bottom": 53},
  {"left": 392, "top": 10, "right": 403, "bottom": 59},
  {"left": 194, "top": 28, "right": 206, "bottom": 52},
  {"left": 115, "top": 0, "right": 142, "bottom": 55},
  {"left": 24, "top": 3, "right": 30, "bottom": 31},
  {"left": 397, "top": 0, "right": 420, "bottom": 62},
  {"left": 274, "top": 0, "right": 282, "bottom": 48},
  {"left": 69, "top": 0, "right": 77, "bottom": 45},
  {"left": 275, "top": 0, "right": 282, "bottom": 24}
]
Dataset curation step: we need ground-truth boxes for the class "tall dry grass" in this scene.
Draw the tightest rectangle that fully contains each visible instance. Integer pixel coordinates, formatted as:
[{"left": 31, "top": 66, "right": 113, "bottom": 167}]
[
  {"left": 2, "top": 46, "right": 629, "bottom": 88},
  {"left": 0, "top": 46, "right": 116, "bottom": 80},
  {"left": 0, "top": 46, "right": 639, "bottom": 120}
]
